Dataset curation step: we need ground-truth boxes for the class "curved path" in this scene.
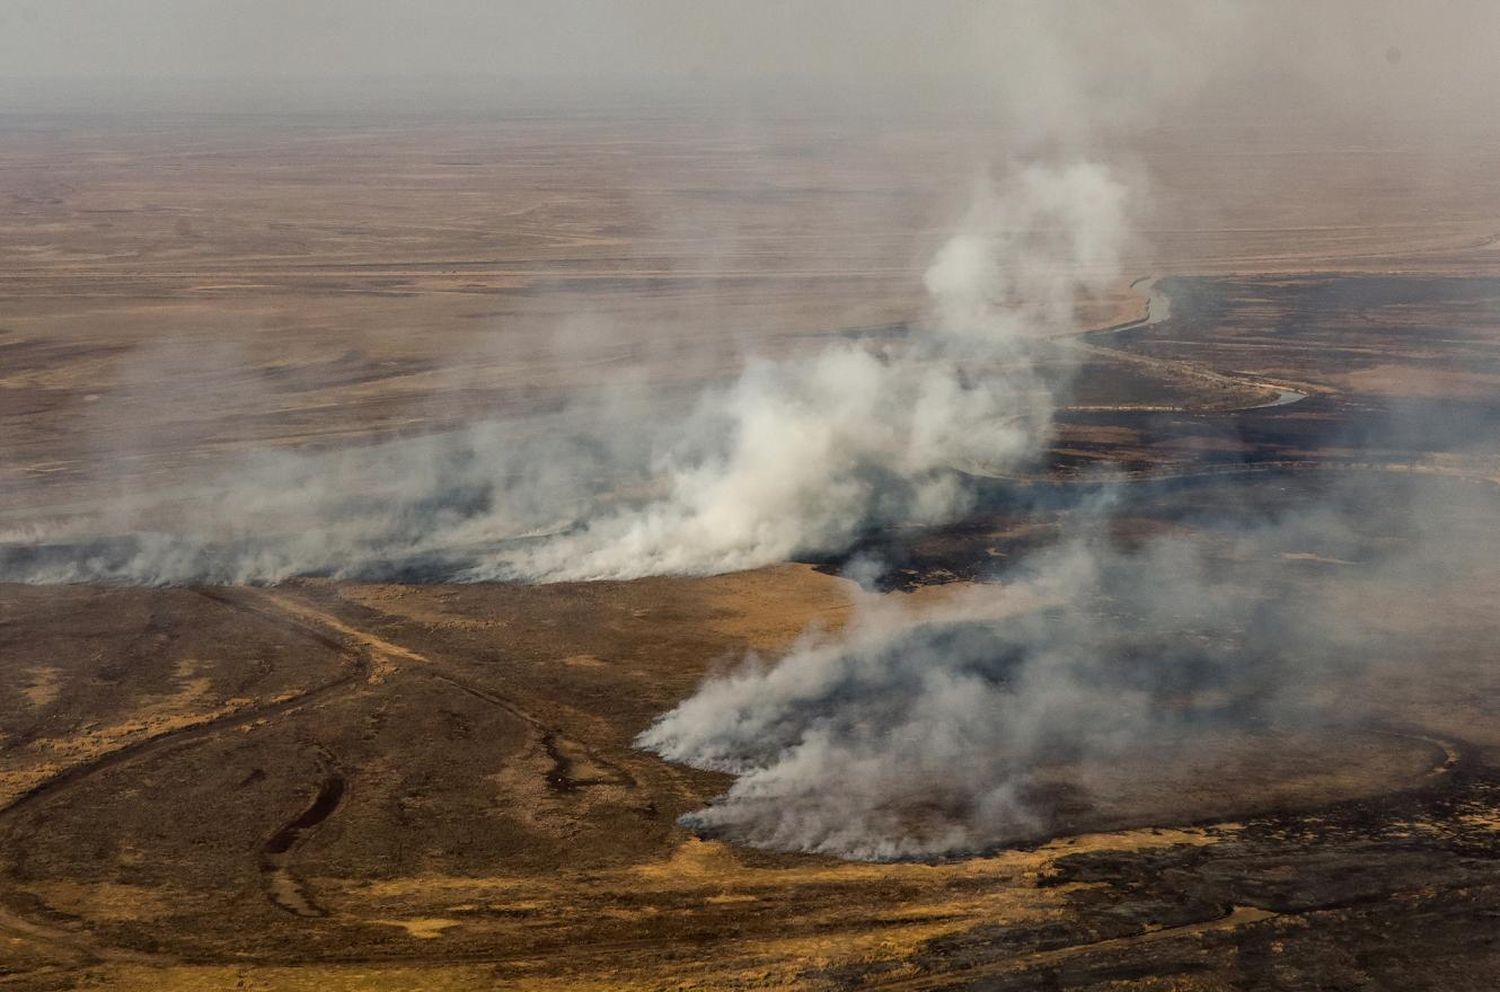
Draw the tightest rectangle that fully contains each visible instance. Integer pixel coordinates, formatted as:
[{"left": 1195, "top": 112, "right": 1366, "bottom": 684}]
[
  {"left": 1073, "top": 275, "right": 1311, "bottom": 415},
  {"left": 0, "top": 582, "right": 667, "bottom": 978},
  {"left": 0, "top": 588, "right": 370, "bottom": 969},
  {"left": 260, "top": 747, "right": 348, "bottom": 919},
  {"left": 0, "top": 590, "right": 1483, "bottom": 984},
  {"left": 262, "top": 591, "right": 646, "bottom": 794}
]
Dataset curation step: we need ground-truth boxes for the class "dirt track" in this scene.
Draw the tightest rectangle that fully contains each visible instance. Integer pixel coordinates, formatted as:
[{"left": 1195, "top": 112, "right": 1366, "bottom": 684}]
[{"left": 4, "top": 113, "right": 1500, "bottom": 988}]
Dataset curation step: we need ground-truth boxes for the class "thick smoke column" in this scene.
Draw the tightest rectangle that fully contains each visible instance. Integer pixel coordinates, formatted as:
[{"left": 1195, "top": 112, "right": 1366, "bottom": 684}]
[
  {"left": 634, "top": 476, "right": 1490, "bottom": 860},
  {"left": 634, "top": 534, "right": 1239, "bottom": 859},
  {"left": 0, "top": 162, "right": 1127, "bottom": 585},
  {"left": 496, "top": 162, "right": 1128, "bottom": 580}
]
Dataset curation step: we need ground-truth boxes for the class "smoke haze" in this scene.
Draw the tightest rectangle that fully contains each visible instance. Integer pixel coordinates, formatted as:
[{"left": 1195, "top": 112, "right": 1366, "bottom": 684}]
[
  {"left": 5, "top": 1, "right": 1499, "bottom": 132},
  {"left": 5, "top": 1, "right": 1499, "bottom": 865},
  {"left": 637, "top": 472, "right": 1500, "bottom": 858},
  {"left": 0, "top": 161, "right": 1126, "bottom": 584}
]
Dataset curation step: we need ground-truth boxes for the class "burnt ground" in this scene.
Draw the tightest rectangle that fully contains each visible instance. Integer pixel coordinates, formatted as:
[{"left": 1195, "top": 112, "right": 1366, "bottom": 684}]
[
  {"left": 2, "top": 275, "right": 1500, "bottom": 989},
  {"left": 828, "top": 768, "right": 1500, "bottom": 991},
  {"left": 814, "top": 274, "right": 1500, "bottom": 590}
]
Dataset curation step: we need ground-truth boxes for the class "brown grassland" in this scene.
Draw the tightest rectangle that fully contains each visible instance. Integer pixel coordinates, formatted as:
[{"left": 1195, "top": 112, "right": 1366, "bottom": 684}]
[{"left": 2, "top": 112, "right": 1500, "bottom": 989}]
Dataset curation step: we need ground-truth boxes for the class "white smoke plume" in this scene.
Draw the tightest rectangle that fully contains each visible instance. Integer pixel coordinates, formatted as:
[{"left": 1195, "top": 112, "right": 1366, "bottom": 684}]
[
  {"left": 492, "top": 163, "right": 1128, "bottom": 580},
  {"left": 635, "top": 474, "right": 1498, "bottom": 859},
  {"left": 0, "top": 162, "right": 1128, "bottom": 585},
  {"left": 635, "top": 532, "right": 1222, "bottom": 859}
]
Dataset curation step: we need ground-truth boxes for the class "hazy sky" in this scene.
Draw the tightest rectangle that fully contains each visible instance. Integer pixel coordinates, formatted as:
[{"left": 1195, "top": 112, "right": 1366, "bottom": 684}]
[
  {"left": 0, "top": 1, "right": 1484, "bottom": 80},
  {"left": 1, "top": 1, "right": 1495, "bottom": 126}
]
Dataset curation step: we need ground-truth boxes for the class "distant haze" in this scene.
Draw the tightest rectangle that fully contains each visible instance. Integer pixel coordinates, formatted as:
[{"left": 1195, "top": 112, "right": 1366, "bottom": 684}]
[{"left": 2, "top": 0, "right": 1499, "bottom": 129}]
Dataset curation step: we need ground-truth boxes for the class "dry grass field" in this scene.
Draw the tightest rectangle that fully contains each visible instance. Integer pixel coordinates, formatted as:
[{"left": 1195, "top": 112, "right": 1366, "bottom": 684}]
[
  {"left": 4, "top": 113, "right": 1498, "bottom": 511},
  {"left": 3, "top": 111, "right": 1500, "bottom": 989}
]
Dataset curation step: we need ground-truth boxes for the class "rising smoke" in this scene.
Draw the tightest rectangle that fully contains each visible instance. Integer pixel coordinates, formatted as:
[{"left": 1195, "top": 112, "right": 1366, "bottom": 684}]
[
  {"left": 637, "top": 471, "right": 1500, "bottom": 859},
  {"left": 0, "top": 162, "right": 1127, "bottom": 585},
  {"left": 7, "top": 0, "right": 1494, "bottom": 866},
  {"left": 492, "top": 162, "right": 1127, "bottom": 581}
]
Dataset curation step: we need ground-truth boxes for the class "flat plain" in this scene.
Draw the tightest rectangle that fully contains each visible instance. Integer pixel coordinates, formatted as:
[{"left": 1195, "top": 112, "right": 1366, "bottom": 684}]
[{"left": 3, "top": 110, "right": 1500, "bottom": 989}]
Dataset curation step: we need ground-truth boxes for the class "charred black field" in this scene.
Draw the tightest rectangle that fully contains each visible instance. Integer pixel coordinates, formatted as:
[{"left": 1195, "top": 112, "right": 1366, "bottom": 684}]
[{"left": 4, "top": 262, "right": 1500, "bottom": 989}]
